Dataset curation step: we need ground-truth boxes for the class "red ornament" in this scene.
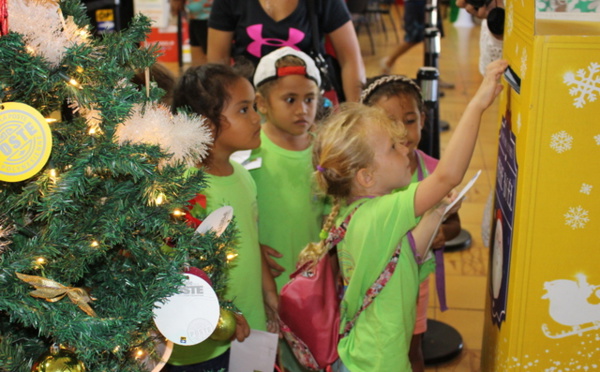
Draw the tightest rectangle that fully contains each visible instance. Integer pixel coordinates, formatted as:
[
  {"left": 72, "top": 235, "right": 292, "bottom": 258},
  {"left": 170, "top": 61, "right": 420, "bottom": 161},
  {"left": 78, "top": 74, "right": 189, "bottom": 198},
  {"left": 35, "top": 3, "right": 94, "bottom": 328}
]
[
  {"left": 184, "top": 193, "right": 207, "bottom": 229},
  {"left": 0, "top": 0, "right": 8, "bottom": 37},
  {"left": 184, "top": 266, "right": 212, "bottom": 287}
]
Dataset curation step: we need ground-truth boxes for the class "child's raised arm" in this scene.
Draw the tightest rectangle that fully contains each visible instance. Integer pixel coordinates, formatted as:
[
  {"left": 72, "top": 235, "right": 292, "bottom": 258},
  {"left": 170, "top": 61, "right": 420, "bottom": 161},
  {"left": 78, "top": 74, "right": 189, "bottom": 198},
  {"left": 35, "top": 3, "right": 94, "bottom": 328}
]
[{"left": 414, "top": 59, "right": 508, "bottom": 217}]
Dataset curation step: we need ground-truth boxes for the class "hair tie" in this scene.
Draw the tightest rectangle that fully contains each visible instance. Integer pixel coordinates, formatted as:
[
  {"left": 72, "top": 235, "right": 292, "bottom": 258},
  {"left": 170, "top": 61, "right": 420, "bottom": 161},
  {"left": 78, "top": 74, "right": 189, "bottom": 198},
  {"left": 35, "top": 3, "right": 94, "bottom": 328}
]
[
  {"left": 319, "top": 229, "right": 329, "bottom": 240},
  {"left": 316, "top": 165, "right": 326, "bottom": 173}
]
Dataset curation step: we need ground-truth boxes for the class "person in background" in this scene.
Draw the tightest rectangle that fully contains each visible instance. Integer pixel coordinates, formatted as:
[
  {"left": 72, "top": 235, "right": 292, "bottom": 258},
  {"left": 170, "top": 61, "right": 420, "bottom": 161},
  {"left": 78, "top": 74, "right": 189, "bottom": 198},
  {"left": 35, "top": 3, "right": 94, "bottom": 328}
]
[
  {"left": 456, "top": 0, "right": 505, "bottom": 75},
  {"left": 170, "top": 0, "right": 213, "bottom": 66},
  {"left": 206, "top": 0, "right": 365, "bottom": 103}
]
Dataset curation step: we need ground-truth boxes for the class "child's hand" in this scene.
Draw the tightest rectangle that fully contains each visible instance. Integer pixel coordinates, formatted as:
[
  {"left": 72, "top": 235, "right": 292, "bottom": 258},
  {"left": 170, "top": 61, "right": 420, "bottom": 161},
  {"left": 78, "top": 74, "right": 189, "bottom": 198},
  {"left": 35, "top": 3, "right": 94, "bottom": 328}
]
[
  {"left": 264, "top": 290, "right": 280, "bottom": 334},
  {"left": 471, "top": 59, "right": 508, "bottom": 112},
  {"left": 444, "top": 189, "right": 463, "bottom": 216},
  {"left": 232, "top": 312, "right": 251, "bottom": 342},
  {"left": 261, "top": 244, "right": 285, "bottom": 277}
]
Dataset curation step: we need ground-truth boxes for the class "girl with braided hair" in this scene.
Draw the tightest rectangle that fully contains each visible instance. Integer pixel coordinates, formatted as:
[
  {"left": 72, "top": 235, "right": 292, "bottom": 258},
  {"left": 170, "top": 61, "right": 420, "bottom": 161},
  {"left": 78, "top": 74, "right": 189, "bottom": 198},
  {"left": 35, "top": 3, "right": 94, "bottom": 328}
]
[
  {"left": 361, "top": 74, "right": 462, "bottom": 372},
  {"left": 310, "top": 59, "right": 507, "bottom": 371}
]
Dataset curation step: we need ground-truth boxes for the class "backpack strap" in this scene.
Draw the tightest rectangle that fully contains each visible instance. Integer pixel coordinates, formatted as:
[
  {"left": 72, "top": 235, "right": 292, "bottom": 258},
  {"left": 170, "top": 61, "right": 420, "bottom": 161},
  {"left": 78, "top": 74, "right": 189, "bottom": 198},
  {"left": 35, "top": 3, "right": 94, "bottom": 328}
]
[{"left": 340, "top": 232, "right": 417, "bottom": 338}]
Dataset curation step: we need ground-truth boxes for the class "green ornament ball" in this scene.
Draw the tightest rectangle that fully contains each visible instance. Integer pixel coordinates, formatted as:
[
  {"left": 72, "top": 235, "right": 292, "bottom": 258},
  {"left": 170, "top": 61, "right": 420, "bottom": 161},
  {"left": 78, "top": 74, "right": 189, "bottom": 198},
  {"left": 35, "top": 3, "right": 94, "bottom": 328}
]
[
  {"left": 31, "top": 346, "right": 86, "bottom": 372},
  {"left": 210, "top": 308, "right": 237, "bottom": 341}
]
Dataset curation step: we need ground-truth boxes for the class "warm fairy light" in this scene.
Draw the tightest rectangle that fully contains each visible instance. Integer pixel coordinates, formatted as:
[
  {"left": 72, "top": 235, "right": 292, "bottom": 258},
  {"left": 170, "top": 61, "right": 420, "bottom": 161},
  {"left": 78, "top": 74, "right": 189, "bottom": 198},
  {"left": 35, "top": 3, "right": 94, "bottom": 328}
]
[
  {"left": 76, "top": 66, "right": 84, "bottom": 73},
  {"left": 91, "top": 240, "right": 99, "bottom": 247},
  {"left": 155, "top": 193, "right": 165, "bottom": 205},
  {"left": 46, "top": 118, "right": 57, "bottom": 124},
  {"left": 113, "top": 345, "right": 120, "bottom": 353},
  {"left": 49, "top": 169, "right": 57, "bottom": 180},
  {"left": 88, "top": 127, "right": 96, "bottom": 135},
  {"left": 172, "top": 209, "right": 185, "bottom": 217},
  {"left": 26, "top": 46, "right": 35, "bottom": 54},
  {"left": 134, "top": 348, "right": 145, "bottom": 359},
  {"left": 226, "top": 253, "right": 238, "bottom": 262},
  {"left": 36, "top": 257, "right": 46, "bottom": 265},
  {"left": 68, "top": 78, "right": 80, "bottom": 88}
]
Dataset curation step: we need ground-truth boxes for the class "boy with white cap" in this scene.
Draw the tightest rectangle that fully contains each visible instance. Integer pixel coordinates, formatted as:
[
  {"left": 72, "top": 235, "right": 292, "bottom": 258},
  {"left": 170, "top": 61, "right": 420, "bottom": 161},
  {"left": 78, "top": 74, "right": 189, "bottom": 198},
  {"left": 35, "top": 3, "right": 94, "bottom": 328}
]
[{"left": 250, "top": 46, "right": 327, "bottom": 371}]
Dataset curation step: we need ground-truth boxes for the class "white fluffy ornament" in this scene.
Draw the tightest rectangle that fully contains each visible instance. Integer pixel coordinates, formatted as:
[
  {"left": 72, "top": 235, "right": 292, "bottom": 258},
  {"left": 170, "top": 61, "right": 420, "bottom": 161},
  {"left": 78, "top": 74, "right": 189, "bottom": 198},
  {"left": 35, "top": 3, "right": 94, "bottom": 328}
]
[
  {"left": 8, "top": 0, "right": 90, "bottom": 67},
  {"left": 115, "top": 104, "right": 213, "bottom": 168}
]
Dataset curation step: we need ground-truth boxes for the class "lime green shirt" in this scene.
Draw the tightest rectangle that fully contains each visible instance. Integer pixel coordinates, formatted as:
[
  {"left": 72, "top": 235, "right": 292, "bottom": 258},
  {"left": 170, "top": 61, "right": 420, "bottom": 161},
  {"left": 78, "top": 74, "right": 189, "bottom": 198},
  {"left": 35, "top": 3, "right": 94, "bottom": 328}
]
[
  {"left": 249, "top": 131, "right": 325, "bottom": 291},
  {"left": 337, "top": 183, "right": 419, "bottom": 371},
  {"left": 169, "top": 161, "right": 267, "bottom": 365}
]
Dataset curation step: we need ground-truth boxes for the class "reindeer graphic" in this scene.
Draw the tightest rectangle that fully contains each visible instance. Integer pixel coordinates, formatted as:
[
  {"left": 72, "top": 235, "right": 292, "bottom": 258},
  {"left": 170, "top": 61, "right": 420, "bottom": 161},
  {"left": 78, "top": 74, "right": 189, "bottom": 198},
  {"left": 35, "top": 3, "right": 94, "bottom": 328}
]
[{"left": 541, "top": 274, "right": 600, "bottom": 339}]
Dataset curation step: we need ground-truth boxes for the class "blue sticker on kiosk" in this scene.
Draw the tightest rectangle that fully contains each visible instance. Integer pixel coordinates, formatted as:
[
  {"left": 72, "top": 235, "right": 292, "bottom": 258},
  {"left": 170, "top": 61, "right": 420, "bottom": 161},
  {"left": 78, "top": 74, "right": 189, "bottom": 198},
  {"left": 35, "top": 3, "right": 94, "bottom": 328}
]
[{"left": 491, "top": 112, "right": 518, "bottom": 328}]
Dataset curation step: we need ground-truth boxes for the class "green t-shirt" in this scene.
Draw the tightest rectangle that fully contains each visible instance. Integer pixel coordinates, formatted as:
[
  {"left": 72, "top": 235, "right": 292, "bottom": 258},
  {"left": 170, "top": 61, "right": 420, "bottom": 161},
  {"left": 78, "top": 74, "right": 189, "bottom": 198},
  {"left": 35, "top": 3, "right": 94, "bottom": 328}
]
[
  {"left": 337, "top": 183, "right": 419, "bottom": 371},
  {"left": 169, "top": 161, "right": 267, "bottom": 365},
  {"left": 249, "top": 131, "right": 326, "bottom": 291}
]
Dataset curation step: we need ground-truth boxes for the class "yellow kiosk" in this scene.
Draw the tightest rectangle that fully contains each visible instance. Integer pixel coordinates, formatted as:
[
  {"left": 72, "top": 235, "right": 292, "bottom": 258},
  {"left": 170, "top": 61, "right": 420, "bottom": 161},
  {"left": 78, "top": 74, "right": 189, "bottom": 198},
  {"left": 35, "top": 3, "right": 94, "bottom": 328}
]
[{"left": 482, "top": 1, "right": 600, "bottom": 370}]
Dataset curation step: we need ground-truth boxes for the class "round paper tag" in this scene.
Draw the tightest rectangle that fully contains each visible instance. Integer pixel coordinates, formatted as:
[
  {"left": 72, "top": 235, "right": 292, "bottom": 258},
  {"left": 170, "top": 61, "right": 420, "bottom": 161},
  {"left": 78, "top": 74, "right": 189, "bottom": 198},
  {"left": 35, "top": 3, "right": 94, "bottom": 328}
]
[
  {"left": 153, "top": 273, "right": 220, "bottom": 346},
  {"left": 0, "top": 102, "right": 53, "bottom": 182},
  {"left": 195, "top": 206, "right": 233, "bottom": 237}
]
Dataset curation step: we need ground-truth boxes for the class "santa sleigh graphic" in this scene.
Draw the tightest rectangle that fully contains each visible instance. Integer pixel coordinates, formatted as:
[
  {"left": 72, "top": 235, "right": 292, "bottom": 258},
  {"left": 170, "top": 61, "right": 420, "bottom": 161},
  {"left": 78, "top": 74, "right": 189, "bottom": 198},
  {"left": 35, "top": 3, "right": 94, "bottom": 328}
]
[{"left": 541, "top": 274, "right": 600, "bottom": 339}]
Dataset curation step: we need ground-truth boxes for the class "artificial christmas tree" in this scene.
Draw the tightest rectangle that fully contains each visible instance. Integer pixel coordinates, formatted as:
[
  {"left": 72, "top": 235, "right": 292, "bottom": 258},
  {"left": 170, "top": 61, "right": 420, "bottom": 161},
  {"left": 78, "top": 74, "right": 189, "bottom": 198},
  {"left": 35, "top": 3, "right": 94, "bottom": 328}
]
[{"left": 0, "top": 0, "right": 235, "bottom": 370}]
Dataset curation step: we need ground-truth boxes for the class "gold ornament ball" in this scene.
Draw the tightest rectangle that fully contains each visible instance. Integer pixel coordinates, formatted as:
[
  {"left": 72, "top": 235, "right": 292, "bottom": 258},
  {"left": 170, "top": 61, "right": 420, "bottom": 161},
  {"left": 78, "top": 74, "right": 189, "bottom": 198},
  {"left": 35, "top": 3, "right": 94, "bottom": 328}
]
[
  {"left": 31, "top": 347, "right": 86, "bottom": 372},
  {"left": 210, "top": 308, "right": 237, "bottom": 341}
]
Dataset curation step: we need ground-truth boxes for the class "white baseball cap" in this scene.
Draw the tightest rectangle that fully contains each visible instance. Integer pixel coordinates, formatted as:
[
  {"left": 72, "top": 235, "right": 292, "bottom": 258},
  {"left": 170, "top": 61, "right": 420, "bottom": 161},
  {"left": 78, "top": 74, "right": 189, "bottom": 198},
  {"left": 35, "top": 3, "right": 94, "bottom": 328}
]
[{"left": 253, "top": 46, "right": 321, "bottom": 88}]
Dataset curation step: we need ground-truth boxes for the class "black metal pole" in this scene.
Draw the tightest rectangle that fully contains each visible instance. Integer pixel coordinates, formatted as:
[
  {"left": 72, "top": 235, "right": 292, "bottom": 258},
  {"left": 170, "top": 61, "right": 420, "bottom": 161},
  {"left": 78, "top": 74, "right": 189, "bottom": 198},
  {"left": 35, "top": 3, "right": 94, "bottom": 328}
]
[{"left": 417, "top": 67, "right": 440, "bottom": 159}]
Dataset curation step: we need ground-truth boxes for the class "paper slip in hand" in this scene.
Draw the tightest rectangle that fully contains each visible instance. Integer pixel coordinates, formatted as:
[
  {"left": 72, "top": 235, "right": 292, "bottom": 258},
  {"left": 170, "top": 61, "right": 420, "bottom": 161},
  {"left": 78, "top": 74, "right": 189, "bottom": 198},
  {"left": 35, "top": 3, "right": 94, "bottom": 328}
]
[
  {"left": 425, "top": 170, "right": 482, "bottom": 253},
  {"left": 228, "top": 330, "right": 278, "bottom": 372},
  {"left": 444, "top": 170, "right": 482, "bottom": 215},
  {"left": 230, "top": 150, "right": 262, "bottom": 170}
]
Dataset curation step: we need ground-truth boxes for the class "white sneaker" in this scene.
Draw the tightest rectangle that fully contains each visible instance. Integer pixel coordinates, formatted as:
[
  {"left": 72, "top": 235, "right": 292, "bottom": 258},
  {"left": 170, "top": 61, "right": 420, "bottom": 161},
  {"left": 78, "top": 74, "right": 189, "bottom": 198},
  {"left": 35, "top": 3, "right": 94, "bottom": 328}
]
[{"left": 380, "top": 57, "right": 392, "bottom": 74}]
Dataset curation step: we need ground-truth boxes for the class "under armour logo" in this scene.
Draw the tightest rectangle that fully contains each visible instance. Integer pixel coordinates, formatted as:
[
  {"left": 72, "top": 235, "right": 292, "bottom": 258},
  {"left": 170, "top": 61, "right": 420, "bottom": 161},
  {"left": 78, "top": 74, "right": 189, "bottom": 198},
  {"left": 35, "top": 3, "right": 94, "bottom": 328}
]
[{"left": 246, "top": 24, "right": 305, "bottom": 58}]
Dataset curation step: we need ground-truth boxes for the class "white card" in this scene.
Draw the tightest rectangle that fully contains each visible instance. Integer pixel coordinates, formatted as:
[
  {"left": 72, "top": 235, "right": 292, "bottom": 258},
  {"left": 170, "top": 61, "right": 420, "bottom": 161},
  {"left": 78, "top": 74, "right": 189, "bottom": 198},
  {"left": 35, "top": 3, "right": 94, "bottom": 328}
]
[
  {"left": 195, "top": 206, "right": 234, "bottom": 237},
  {"left": 153, "top": 274, "right": 220, "bottom": 345},
  {"left": 228, "top": 330, "right": 279, "bottom": 372},
  {"left": 231, "top": 150, "right": 262, "bottom": 170},
  {"left": 425, "top": 170, "right": 482, "bottom": 253}
]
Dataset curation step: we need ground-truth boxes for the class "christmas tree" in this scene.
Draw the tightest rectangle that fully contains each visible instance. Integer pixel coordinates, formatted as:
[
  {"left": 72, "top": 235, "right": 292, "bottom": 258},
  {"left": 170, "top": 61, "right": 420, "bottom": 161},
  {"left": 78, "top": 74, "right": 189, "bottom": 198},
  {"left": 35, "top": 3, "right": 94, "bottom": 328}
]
[{"left": 0, "top": 0, "right": 234, "bottom": 370}]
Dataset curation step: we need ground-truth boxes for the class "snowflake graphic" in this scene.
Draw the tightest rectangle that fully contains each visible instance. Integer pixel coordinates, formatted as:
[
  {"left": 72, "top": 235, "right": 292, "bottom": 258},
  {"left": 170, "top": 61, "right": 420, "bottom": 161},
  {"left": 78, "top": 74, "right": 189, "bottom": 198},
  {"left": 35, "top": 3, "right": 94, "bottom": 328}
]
[
  {"left": 550, "top": 130, "right": 573, "bottom": 153},
  {"left": 507, "top": 1, "right": 514, "bottom": 36},
  {"left": 563, "top": 62, "right": 600, "bottom": 108},
  {"left": 595, "top": 134, "right": 600, "bottom": 145},
  {"left": 580, "top": 183, "right": 593, "bottom": 195},
  {"left": 564, "top": 206, "right": 590, "bottom": 229},
  {"left": 520, "top": 48, "right": 528, "bottom": 80}
]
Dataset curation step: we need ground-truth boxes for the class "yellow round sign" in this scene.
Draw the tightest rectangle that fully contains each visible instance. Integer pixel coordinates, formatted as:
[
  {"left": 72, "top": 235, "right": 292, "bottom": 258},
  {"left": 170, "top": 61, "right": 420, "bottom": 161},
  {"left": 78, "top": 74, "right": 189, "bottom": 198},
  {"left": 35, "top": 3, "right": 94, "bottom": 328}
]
[{"left": 0, "top": 102, "right": 53, "bottom": 182}]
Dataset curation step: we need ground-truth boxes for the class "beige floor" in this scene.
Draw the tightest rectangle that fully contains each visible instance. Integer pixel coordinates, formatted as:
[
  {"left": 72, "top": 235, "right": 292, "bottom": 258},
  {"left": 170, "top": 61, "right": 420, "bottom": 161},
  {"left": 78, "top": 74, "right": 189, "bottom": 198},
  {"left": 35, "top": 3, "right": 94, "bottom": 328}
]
[
  {"left": 360, "top": 9, "right": 496, "bottom": 372},
  {"left": 164, "top": 9, "right": 497, "bottom": 371}
]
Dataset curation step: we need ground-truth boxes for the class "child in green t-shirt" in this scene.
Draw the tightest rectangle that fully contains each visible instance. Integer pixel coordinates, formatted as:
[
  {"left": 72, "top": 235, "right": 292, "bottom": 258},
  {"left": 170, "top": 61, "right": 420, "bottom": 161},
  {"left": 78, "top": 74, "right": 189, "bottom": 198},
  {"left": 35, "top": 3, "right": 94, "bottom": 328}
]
[
  {"left": 250, "top": 46, "right": 325, "bottom": 290},
  {"left": 361, "top": 74, "right": 462, "bottom": 372},
  {"left": 311, "top": 59, "right": 507, "bottom": 371},
  {"left": 165, "top": 63, "right": 278, "bottom": 371},
  {"left": 250, "top": 46, "right": 327, "bottom": 372}
]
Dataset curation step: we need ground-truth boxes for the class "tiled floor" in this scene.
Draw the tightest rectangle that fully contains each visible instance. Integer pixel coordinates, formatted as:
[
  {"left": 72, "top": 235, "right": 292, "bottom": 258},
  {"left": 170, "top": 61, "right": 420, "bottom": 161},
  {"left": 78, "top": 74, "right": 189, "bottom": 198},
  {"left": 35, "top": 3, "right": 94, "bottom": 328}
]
[
  {"left": 165, "top": 8, "right": 498, "bottom": 371},
  {"left": 359, "top": 9, "right": 497, "bottom": 372}
]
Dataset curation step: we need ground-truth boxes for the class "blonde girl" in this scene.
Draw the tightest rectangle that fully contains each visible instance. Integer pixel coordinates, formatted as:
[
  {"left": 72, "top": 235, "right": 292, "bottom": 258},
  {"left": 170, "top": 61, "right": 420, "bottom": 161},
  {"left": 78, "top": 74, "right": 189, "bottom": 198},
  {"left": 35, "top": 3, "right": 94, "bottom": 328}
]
[
  {"left": 311, "top": 59, "right": 507, "bottom": 371},
  {"left": 361, "top": 74, "right": 462, "bottom": 372}
]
